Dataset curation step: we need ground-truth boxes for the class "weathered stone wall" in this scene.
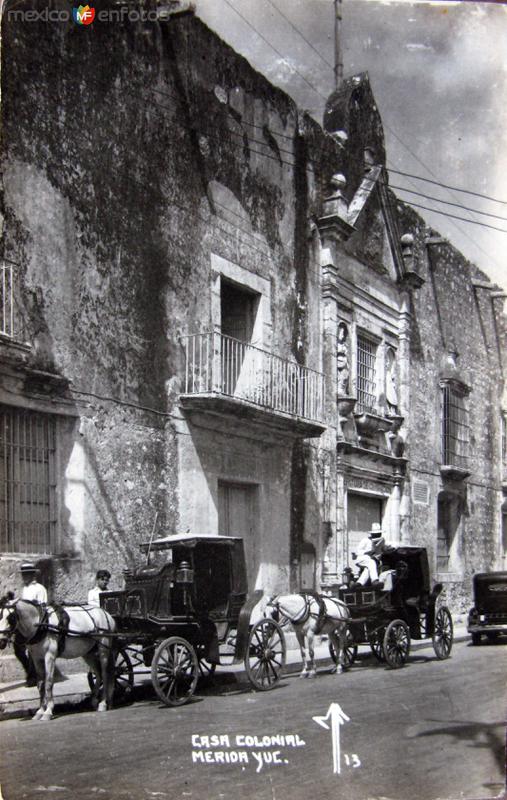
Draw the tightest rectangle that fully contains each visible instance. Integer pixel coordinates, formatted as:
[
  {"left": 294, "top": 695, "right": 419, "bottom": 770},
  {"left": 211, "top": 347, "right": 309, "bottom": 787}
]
[
  {"left": 397, "top": 204, "right": 504, "bottom": 612},
  {"left": 0, "top": 6, "right": 338, "bottom": 597}
]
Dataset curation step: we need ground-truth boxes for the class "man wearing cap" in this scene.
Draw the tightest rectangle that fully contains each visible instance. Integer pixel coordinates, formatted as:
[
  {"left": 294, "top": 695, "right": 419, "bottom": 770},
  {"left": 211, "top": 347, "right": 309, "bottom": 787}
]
[
  {"left": 14, "top": 562, "right": 48, "bottom": 686},
  {"left": 353, "top": 523, "right": 390, "bottom": 589}
]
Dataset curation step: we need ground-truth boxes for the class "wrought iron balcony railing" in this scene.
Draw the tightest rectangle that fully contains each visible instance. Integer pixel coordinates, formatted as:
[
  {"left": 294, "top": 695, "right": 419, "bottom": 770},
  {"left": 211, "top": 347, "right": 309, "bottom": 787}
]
[{"left": 181, "top": 332, "right": 325, "bottom": 424}]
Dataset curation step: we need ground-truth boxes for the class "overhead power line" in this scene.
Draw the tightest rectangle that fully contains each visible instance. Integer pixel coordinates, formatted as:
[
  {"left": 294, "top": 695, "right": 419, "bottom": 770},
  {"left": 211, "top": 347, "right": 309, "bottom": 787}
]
[
  {"left": 396, "top": 200, "right": 507, "bottom": 234},
  {"left": 135, "top": 87, "right": 507, "bottom": 236},
  {"left": 388, "top": 184, "right": 507, "bottom": 223},
  {"left": 388, "top": 167, "right": 507, "bottom": 206},
  {"left": 221, "top": 0, "right": 329, "bottom": 103}
]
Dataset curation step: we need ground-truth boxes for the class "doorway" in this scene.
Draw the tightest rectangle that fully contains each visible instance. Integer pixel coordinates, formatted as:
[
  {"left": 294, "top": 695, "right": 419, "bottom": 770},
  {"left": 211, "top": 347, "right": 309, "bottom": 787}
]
[
  {"left": 347, "top": 493, "right": 383, "bottom": 561},
  {"left": 218, "top": 481, "right": 259, "bottom": 588}
]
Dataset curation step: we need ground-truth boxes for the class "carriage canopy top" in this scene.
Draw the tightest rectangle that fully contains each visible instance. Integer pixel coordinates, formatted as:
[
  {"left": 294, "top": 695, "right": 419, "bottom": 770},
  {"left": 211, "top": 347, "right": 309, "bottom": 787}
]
[{"left": 139, "top": 534, "right": 243, "bottom": 552}]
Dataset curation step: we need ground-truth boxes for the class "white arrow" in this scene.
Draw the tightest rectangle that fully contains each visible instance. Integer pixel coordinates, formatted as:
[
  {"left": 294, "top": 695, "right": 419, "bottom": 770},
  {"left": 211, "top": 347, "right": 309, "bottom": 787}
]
[{"left": 313, "top": 703, "right": 350, "bottom": 774}]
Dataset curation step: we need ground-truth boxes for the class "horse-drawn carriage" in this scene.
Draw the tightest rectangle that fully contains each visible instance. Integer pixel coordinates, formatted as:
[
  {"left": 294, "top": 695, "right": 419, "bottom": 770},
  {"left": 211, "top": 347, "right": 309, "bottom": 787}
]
[
  {"left": 96, "top": 534, "right": 286, "bottom": 706},
  {"left": 332, "top": 546, "right": 454, "bottom": 668}
]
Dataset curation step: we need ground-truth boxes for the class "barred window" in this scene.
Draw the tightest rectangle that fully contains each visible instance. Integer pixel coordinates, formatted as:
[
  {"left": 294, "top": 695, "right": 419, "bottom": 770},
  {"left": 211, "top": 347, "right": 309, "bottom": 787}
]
[
  {"left": 441, "top": 384, "right": 469, "bottom": 469},
  {"left": 0, "top": 406, "right": 56, "bottom": 554},
  {"left": 356, "top": 333, "right": 378, "bottom": 413}
]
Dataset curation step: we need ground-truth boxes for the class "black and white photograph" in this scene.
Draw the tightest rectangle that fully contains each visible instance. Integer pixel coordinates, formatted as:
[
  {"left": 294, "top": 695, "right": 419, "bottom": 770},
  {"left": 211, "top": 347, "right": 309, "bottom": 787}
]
[{"left": 0, "top": 0, "right": 505, "bottom": 798}]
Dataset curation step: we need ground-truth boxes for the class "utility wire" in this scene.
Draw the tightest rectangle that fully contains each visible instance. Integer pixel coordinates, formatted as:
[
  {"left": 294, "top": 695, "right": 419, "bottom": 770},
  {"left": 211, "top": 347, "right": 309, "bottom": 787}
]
[
  {"left": 396, "top": 200, "right": 507, "bottom": 234},
  {"left": 264, "top": 0, "right": 335, "bottom": 74},
  {"left": 140, "top": 91, "right": 507, "bottom": 234},
  {"left": 388, "top": 167, "right": 507, "bottom": 206},
  {"left": 388, "top": 184, "right": 507, "bottom": 223},
  {"left": 221, "top": 0, "right": 329, "bottom": 104},
  {"left": 249, "top": 0, "right": 505, "bottom": 262}
]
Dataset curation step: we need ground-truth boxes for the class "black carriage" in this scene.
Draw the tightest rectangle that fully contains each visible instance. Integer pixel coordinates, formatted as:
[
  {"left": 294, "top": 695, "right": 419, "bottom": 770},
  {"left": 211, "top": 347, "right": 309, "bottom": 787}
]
[
  {"left": 467, "top": 571, "right": 507, "bottom": 645},
  {"left": 95, "top": 534, "right": 286, "bottom": 706},
  {"left": 332, "top": 546, "right": 453, "bottom": 669}
]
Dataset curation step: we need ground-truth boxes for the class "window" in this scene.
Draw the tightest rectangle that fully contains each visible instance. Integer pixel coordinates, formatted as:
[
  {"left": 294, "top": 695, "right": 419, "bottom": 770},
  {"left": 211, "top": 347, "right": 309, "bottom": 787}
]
[
  {"left": 356, "top": 333, "right": 378, "bottom": 413},
  {"left": 0, "top": 405, "right": 56, "bottom": 554},
  {"left": 441, "top": 383, "right": 469, "bottom": 468},
  {"left": 437, "top": 491, "right": 460, "bottom": 573}
]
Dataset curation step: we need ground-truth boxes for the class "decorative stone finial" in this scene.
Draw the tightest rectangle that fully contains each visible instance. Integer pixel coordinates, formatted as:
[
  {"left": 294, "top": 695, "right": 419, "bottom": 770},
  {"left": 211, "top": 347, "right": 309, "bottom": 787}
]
[
  {"left": 329, "top": 173, "right": 347, "bottom": 193},
  {"left": 400, "top": 233, "right": 414, "bottom": 258}
]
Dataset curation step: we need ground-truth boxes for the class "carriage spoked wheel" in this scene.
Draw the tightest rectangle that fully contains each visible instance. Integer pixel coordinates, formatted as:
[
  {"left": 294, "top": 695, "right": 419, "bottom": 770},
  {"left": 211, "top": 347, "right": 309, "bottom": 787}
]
[
  {"left": 151, "top": 636, "right": 199, "bottom": 707},
  {"left": 369, "top": 629, "right": 386, "bottom": 662},
  {"left": 432, "top": 606, "right": 453, "bottom": 660},
  {"left": 383, "top": 620, "right": 411, "bottom": 669},
  {"left": 328, "top": 628, "right": 358, "bottom": 669},
  {"left": 87, "top": 647, "right": 134, "bottom": 701},
  {"left": 195, "top": 644, "right": 217, "bottom": 680},
  {"left": 245, "top": 619, "right": 286, "bottom": 691}
]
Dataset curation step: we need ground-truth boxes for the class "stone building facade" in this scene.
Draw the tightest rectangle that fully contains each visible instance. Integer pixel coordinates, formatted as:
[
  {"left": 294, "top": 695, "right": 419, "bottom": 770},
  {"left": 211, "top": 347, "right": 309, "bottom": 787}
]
[{"left": 0, "top": 4, "right": 504, "bottom": 614}]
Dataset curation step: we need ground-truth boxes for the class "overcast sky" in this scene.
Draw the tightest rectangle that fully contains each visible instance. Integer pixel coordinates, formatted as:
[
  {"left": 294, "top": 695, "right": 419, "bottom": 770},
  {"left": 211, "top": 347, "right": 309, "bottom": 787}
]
[{"left": 195, "top": 0, "right": 507, "bottom": 293}]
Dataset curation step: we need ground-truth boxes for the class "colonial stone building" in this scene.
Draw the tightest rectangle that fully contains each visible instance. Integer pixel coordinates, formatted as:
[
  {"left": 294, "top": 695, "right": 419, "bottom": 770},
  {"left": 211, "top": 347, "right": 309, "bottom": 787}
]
[{"left": 0, "top": 3, "right": 504, "bottom": 616}]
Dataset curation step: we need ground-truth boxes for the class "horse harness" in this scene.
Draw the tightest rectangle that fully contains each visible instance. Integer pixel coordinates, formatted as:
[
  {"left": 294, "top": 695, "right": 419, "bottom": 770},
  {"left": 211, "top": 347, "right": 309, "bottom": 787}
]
[
  {"left": 276, "top": 592, "right": 328, "bottom": 635},
  {"left": 6, "top": 601, "right": 71, "bottom": 656}
]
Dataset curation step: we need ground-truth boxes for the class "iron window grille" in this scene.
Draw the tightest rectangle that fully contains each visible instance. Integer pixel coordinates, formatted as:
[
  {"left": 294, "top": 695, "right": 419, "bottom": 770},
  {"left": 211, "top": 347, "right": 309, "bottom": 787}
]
[
  {"left": 0, "top": 405, "right": 56, "bottom": 554},
  {"left": 441, "top": 384, "right": 470, "bottom": 469},
  {"left": 356, "top": 333, "right": 378, "bottom": 413}
]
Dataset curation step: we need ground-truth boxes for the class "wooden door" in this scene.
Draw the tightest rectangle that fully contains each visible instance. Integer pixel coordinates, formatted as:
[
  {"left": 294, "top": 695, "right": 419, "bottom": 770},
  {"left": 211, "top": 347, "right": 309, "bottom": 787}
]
[{"left": 218, "top": 481, "right": 258, "bottom": 588}]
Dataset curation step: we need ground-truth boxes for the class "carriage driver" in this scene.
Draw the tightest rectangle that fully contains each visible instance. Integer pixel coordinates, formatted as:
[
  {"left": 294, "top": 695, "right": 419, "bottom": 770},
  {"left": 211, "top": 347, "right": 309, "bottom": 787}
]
[
  {"left": 353, "top": 523, "right": 393, "bottom": 589},
  {"left": 14, "top": 562, "right": 48, "bottom": 686}
]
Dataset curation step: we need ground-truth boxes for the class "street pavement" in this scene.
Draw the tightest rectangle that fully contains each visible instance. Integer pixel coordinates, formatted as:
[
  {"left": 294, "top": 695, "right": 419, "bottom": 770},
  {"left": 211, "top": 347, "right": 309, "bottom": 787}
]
[
  {"left": 0, "top": 624, "right": 470, "bottom": 721},
  {"left": 0, "top": 632, "right": 505, "bottom": 800}
]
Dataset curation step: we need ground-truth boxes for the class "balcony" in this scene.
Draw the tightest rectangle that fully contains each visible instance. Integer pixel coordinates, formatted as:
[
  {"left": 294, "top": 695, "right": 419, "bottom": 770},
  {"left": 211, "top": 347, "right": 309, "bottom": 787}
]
[{"left": 180, "top": 332, "right": 326, "bottom": 438}]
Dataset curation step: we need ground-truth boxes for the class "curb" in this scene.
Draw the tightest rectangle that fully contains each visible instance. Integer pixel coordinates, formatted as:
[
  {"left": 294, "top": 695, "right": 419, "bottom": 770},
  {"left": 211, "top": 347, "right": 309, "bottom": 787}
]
[{"left": 0, "top": 630, "right": 470, "bottom": 722}]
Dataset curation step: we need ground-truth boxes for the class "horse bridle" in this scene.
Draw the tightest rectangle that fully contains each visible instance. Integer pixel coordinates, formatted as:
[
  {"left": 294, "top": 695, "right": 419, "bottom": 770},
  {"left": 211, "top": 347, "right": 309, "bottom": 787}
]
[{"left": 0, "top": 597, "right": 48, "bottom": 646}]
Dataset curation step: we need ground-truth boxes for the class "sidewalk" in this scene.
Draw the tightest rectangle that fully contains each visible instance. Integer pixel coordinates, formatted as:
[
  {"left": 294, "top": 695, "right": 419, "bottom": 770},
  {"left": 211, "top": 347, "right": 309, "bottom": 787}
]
[{"left": 0, "top": 624, "right": 470, "bottom": 721}]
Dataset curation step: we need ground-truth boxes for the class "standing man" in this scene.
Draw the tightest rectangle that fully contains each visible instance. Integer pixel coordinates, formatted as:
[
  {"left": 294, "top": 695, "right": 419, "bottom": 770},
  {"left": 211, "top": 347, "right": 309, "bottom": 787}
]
[
  {"left": 14, "top": 562, "right": 47, "bottom": 686},
  {"left": 87, "top": 570, "right": 111, "bottom": 607}
]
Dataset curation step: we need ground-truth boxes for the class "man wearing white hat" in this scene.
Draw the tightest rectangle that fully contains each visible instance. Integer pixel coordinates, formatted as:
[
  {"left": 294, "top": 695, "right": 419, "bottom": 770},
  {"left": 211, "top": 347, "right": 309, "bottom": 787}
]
[
  {"left": 353, "top": 523, "right": 390, "bottom": 589},
  {"left": 14, "top": 562, "right": 47, "bottom": 686}
]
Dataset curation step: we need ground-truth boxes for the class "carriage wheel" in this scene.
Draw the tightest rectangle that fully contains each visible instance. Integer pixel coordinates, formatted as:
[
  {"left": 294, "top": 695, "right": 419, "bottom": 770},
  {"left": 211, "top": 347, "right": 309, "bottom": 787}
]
[
  {"left": 432, "top": 607, "right": 453, "bottom": 659},
  {"left": 471, "top": 632, "right": 481, "bottom": 646},
  {"left": 328, "top": 629, "right": 358, "bottom": 669},
  {"left": 383, "top": 620, "right": 410, "bottom": 669},
  {"left": 151, "top": 637, "right": 199, "bottom": 707},
  {"left": 369, "top": 629, "right": 386, "bottom": 662},
  {"left": 245, "top": 619, "right": 286, "bottom": 691},
  {"left": 195, "top": 644, "right": 217, "bottom": 680},
  {"left": 87, "top": 648, "right": 134, "bottom": 701}
]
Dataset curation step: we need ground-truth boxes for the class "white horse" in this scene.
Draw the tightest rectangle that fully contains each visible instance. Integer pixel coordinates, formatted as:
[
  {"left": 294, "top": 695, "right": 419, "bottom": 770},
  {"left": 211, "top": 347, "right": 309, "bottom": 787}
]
[
  {"left": 266, "top": 592, "right": 351, "bottom": 678},
  {"left": 0, "top": 593, "right": 117, "bottom": 721}
]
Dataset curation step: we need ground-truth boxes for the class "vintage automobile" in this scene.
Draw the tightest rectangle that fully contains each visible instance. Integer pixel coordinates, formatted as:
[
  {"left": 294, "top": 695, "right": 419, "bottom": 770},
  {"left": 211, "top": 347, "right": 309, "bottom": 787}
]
[
  {"left": 95, "top": 534, "right": 286, "bottom": 706},
  {"left": 331, "top": 545, "right": 454, "bottom": 668},
  {"left": 467, "top": 571, "right": 507, "bottom": 645}
]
